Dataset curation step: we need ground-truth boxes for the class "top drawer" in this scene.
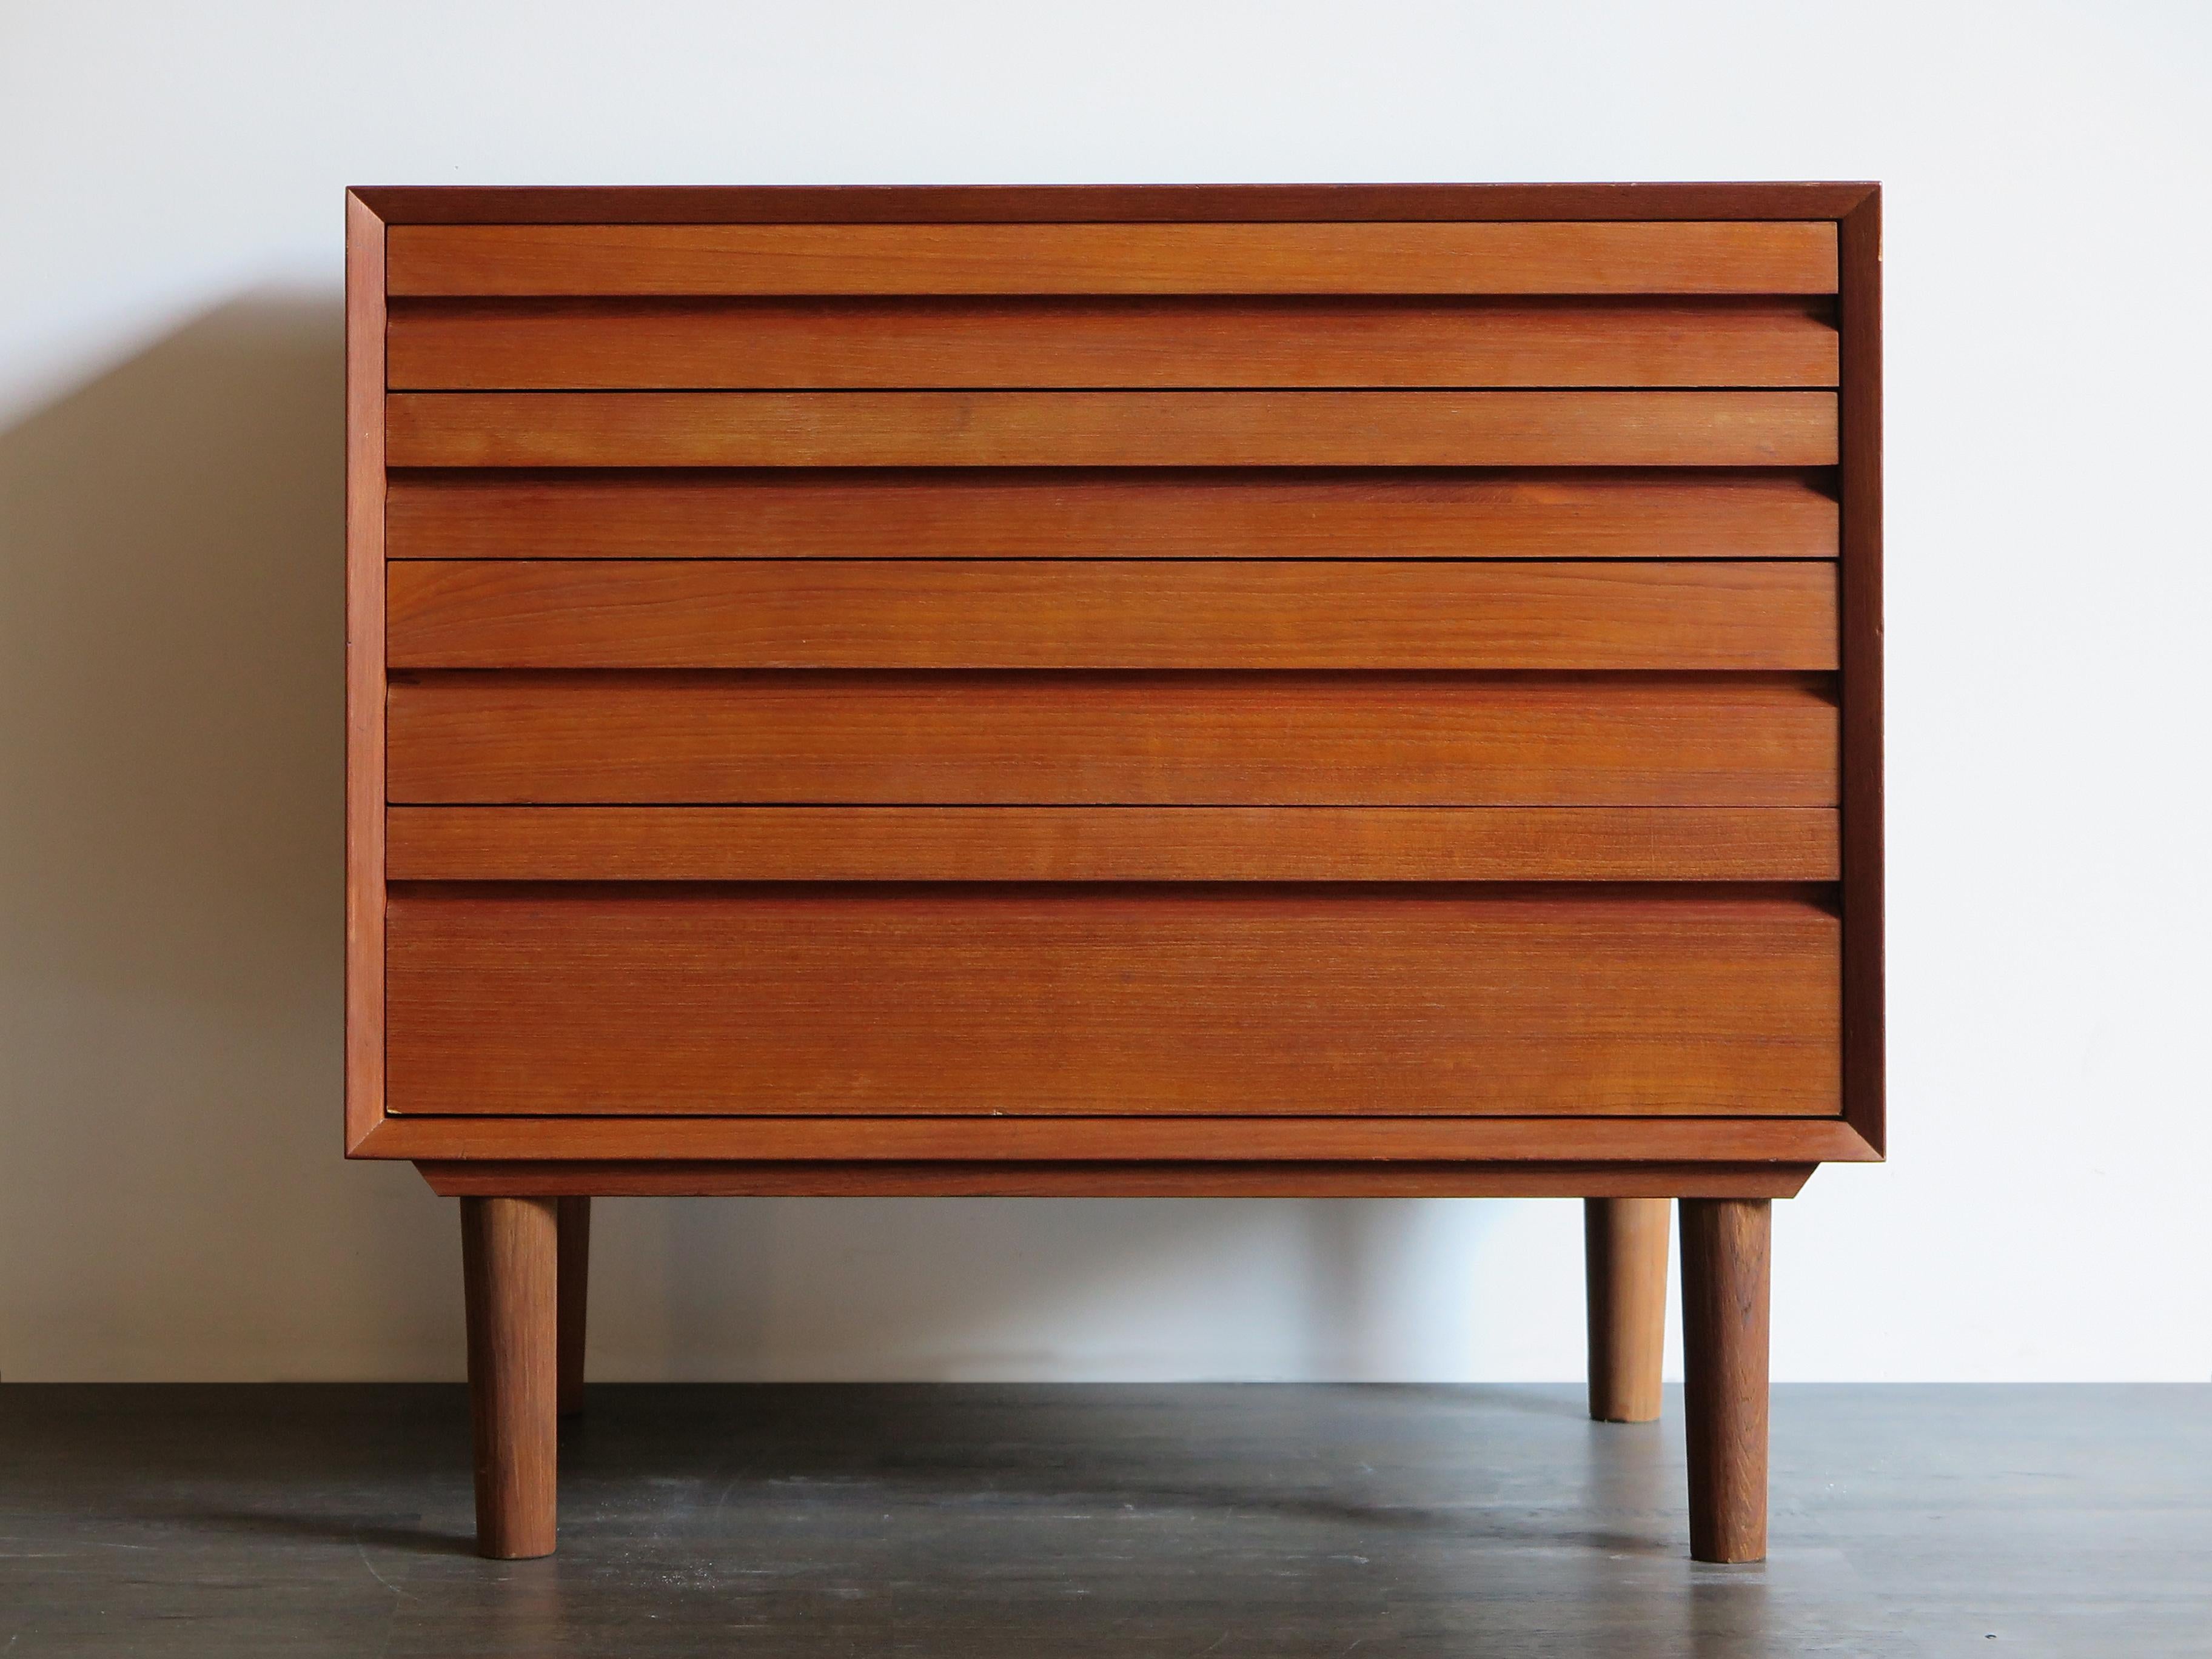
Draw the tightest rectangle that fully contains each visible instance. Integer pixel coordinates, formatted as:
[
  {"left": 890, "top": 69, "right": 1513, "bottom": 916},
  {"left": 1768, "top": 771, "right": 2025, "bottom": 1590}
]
[{"left": 386, "top": 221, "right": 1838, "bottom": 296}]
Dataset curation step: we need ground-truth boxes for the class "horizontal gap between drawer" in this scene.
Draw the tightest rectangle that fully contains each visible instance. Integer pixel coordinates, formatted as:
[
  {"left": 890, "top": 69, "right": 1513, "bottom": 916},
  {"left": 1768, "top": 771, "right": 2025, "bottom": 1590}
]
[
  {"left": 386, "top": 802, "right": 1842, "bottom": 808},
  {"left": 386, "top": 295, "right": 1845, "bottom": 310},
  {"left": 386, "top": 463, "right": 1841, "bottom": 486},
  {"left": 385, "top": 666, "right": 1840, "bottom": 685},
  {"left": 386, "top": 879, "right": 1840, "bottom": 903},
  {"left": 386, "top": 559, "right": 1838, "bottom": 567},
  {"left": 382, "top": 387, "right": 1843, "bottom": 396},
  {"left": 384, "top": 464, "right": 1849, "bottom": 484},
  {"left": 386, "top": 800, "right": 1842, "bottom": 811}
]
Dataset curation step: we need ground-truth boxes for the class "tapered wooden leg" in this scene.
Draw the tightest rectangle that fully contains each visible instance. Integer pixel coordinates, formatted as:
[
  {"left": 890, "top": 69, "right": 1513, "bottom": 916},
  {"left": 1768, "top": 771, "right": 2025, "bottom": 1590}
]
[
  {"left": 557, "top": 1196, "right": 591, "bottom": 1418},
  {"left": 1680, "top": 1197, "right": 1771, "bottom": 1563},
  {"left": 1584, "top": 1197, "right": 1669, "bottom": 1423},
  {"left": 461, "top": 1196, "right": 559, "bottom": 1560}
]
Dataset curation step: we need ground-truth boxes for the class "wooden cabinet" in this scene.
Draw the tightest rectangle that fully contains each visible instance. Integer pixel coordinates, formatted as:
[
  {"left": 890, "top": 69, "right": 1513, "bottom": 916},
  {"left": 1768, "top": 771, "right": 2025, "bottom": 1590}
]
[{"left": 345, "top": 183, "right": 1883, "bottom": 1566}]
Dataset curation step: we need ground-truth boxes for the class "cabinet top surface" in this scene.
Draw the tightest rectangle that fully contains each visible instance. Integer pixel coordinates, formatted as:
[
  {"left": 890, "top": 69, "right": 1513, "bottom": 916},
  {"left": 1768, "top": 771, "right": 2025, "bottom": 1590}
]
[{"left": 348, "top": 182, "right": 1880, "bottom": 225}]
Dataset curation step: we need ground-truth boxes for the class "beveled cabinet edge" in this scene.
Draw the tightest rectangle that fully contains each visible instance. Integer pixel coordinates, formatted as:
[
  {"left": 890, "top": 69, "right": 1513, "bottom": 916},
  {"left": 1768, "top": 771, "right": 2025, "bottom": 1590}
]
[
  {"left": 354, "top": 1116, "right": 1882, "bottom": 1165},
  {"left": 1838, "top": 189, "right": 1885, "bottom": 1156},
  {"left": 414, "top": 1161, "right": 1818, "bottom": 1200},
  {"left": 351, "top": 181, "right": 1879, "bottom": 224},
  {"left": 343, "top": 181, "right": 1884, "bottom": 1169},
  {"left": 344, "top": 190, "right": 387, "bottom": 1156}
]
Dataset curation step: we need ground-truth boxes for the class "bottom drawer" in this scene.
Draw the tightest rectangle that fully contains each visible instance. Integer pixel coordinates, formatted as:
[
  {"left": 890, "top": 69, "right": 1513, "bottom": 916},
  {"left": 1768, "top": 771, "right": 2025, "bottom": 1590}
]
[{"left": 384, "top": 885, "right": 1839, "bottom": 1119}]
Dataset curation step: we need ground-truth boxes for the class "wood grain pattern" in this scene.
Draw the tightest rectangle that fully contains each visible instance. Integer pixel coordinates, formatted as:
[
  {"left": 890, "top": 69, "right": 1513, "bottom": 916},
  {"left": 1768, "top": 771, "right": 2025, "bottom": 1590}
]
[
  {"left": 384, "top": 885, "right": 1842, "bottom": 1119},
  {"left": 1681, "top": 1197, "right": 1772, "bottom": 1563},
  {"left": 349, "top": 185, "right": 1880, "bottom": 1210},
  {"left": 417, "top": 1161, "right": 1817, "bottom": 1199},
  {"left": 355, "top": 181, "right": 1879, "bottom": 226},
  {"left": 386, "top": 469, "right": 1841, "bottom": 563},
  {"left": 460, "top": 1196, "right": 558, "bottom": 1558},
  {"left": 344, "top": 192, "right": 387, "bottom": 1155},
  {"left": 1838, "top": 190, "right": 1886, "bottom": 1158},
  {"left": 384, "top": 806, "right": 1842, "bottom": 883},
  {"left": 359, "top": 1112, "right": 1881, "bottom": 1165},
  {"left": 387, "top": 221, "right": 1838, "bottom": 297},
  {"left": 386, "top": 390, "right": 1839, "bottom": 470},
  {"left": 385, "top": 671, "right": 1839, "bottom": 807},
  {"left": 387, "top": 296, "right": 1838, "bottom": 389},
  {"left": 386, "top": 560, "right": 1839, "bottom": 672},
  {"left": 1586, "top": 1197, "right": 1671, "bottom": 1422}
]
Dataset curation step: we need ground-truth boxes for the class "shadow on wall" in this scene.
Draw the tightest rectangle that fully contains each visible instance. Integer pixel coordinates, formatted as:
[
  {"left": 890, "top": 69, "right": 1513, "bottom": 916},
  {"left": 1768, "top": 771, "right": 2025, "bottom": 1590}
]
[
  {"left": 0, "top": 292, "right": 344, "bottom": 1022},
  {"left": 0, "top": 293, "right": 1517, "bottom": 1381},
  {"left": 0, "top": 290, "right": 458, "bottom": 1377}
]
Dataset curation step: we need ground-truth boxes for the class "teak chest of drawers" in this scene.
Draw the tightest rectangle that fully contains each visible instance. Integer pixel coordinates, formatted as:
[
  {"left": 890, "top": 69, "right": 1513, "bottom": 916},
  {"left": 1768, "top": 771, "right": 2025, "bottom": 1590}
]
[{"left": 344, "top": 183, "right": 1883, "bottom": 1564}]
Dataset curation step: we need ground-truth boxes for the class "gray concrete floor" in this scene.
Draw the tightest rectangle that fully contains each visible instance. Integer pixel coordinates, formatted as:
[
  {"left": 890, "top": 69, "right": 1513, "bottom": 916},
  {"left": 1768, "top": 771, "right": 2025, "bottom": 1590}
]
[{"left": 0, "top": 1384, "right": 2203, "bottom": 1656}]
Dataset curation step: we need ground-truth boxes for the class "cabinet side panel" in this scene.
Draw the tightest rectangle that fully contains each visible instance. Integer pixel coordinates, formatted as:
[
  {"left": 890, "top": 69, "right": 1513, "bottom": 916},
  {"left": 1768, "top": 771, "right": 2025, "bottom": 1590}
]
[
  {"left": 1838, "top": 193, "right": 1885, "bottom": 1156},
  {"left": 346, "top": 192, "right": 389, "bottom": 1153}
]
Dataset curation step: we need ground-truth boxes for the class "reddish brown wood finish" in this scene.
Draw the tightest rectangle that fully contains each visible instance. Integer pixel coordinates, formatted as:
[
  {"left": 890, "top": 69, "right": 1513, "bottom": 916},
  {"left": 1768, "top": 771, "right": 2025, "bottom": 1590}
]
[
  {"left": 387, "top": 221, "right": 1837, "bottom": 297},
  {"left": 385, "top": 672, "right": 1839, "bottom": 808},
  {"left": 1681, "top": 1198, "right": 1772, "bottom": 1563},
  {"left": 386, "top": 389, "right": 1838, "bottom": 470},
  {"left": 388, "top": 296, "right": 1838, "bottom": 390},
  {"left": 418, "top": 1161, "right": 1815, "bottom": 1199},
  {"left": 386, "top": 560, "right": 1838, "bottom": 672},
  {"left": 384, "top": 806, "right": 1841, "bottom": 884},
  {"left": 386, "top": 470, "right": 1839, "bottom": 563},
  {"left": 461, "top": 1196, "right": 558, "bottom": 1558},
  {"left": 384, "top": 885, "right": 1840, "bottom": 1119},
  {"left": 1586, "top": 1197, "right": 1671, "bottom": 1423},
  {"left": 344, "top": 192, "right": 386, "bottom": 1155},
  {"left": 364, "top": 1113, "right": 1879, "bottom": 1165},
  {"left": 354, "top": 182, "right": 1879, "bottom": 225}
]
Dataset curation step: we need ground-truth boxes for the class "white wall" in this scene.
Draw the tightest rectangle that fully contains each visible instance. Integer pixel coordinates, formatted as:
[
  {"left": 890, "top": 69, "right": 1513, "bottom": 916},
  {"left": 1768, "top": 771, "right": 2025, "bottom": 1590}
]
[{"left": 3, "top": 0, "right": 2208, "bottom": 1385}]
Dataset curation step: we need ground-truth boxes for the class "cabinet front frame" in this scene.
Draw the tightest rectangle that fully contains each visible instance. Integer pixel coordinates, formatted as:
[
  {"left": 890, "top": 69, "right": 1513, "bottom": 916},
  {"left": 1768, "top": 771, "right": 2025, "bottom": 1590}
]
[{"left": 343, "top": 183, "right": 1883, "bottom": 1179}]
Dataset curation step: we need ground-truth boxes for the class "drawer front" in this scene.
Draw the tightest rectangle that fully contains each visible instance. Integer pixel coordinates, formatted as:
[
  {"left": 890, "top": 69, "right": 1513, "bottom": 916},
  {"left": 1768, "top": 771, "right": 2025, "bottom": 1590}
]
[
  {"left": 386, "top": 470, "right": 1838, "bottom": 561},
  {"left": 359, "top": 193, "right": 1872, "bottom": 1139},
  {"left": 387, "top": 560, "right": 1837, "bottom": 672},
  {"left": 386, "top": 672, "right": 1835, "bottom": 807},
  {"left": 387, "top": 389, "right": 1835, "bottom": 469},
  {"left": 388, "top": 297, "right": 1838, "bottom": 391},
  {"left": 385, "top": 886, "right": 1840, "bottom": 1118},
  {"left": 386, "top": 806, "right": 1840, "bottom": 883},
  {"left": 385, "top": 220, "right": 1838, "bottom": 296}
]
